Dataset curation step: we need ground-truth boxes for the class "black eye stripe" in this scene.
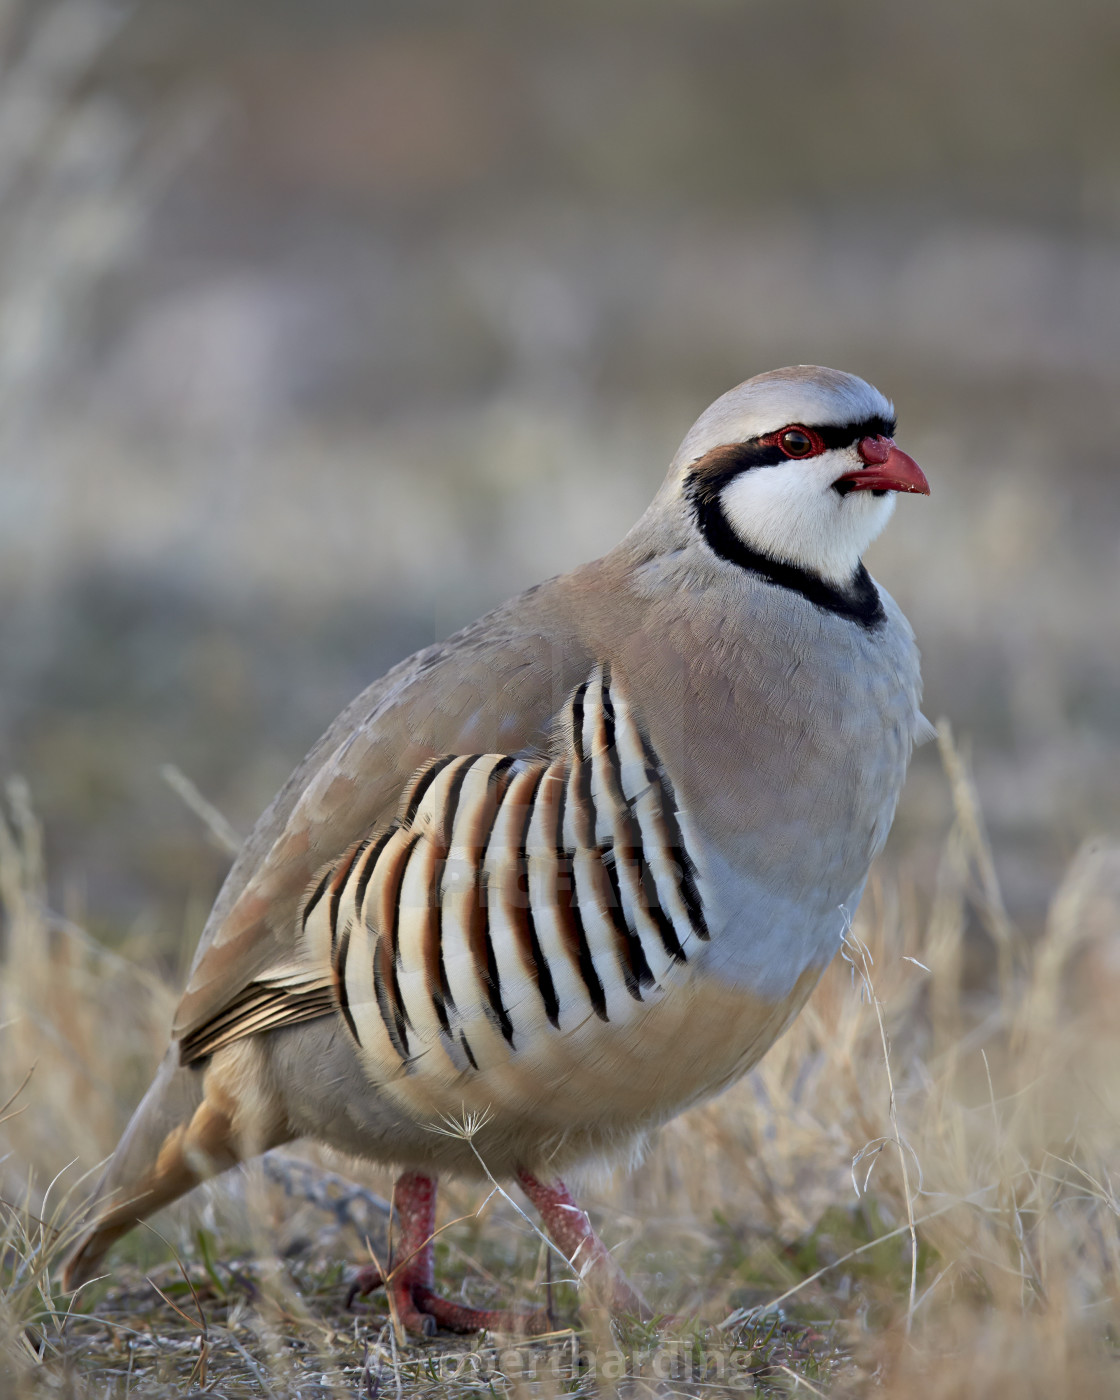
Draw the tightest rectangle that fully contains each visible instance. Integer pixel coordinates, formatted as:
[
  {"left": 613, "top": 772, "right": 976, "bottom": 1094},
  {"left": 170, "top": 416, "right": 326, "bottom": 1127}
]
[
  {"left": 812, "top": 414, "right": 896, "bottom": 451},
  {"left": 685, "top": 413, "right": 896, "bottom": 505}
]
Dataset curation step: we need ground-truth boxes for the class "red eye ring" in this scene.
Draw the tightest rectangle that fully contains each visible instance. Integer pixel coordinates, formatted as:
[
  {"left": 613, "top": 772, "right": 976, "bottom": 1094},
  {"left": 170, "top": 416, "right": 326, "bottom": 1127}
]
[{"left": 763, "top": 425, "right": 824, "bottom": 459}]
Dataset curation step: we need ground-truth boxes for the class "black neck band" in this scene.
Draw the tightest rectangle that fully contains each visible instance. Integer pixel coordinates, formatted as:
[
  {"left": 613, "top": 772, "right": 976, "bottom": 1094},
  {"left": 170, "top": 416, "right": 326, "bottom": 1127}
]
[{"left": 692, "top": 494, "right": 885, "bottom": 628}]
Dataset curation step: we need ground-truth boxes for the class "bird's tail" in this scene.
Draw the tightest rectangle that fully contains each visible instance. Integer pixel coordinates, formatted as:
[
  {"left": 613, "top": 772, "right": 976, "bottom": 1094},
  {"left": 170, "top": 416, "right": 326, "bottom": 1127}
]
[{"left": 61, "top": 1044, "right": 284, "bottom": 1291}]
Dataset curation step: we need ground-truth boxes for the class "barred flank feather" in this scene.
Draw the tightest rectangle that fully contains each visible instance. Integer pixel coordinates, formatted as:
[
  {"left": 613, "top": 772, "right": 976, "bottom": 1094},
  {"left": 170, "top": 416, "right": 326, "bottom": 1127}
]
[{"left": 179, "top": 666, "right": 706, "bottom": 1073}]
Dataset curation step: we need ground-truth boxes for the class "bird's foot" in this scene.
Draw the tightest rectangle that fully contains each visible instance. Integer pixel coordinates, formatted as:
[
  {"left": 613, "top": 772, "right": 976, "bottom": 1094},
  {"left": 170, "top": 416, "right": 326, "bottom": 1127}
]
[
  {"left": 515, "top": 1168, "right": 652, "bottom": 1320},
  {"left": 344, "top": 1168, "right": 648, "bottom": 1338},
  {"left": 346, "top": 1265, "right": 552, "bottom": 1336}
]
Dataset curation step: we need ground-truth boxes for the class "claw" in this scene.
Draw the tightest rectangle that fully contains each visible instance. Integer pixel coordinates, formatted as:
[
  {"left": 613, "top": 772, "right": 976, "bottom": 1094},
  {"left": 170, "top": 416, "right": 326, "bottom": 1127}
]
[{"left": 346, "top": 1264, "right": 385, "bottom": 1309}]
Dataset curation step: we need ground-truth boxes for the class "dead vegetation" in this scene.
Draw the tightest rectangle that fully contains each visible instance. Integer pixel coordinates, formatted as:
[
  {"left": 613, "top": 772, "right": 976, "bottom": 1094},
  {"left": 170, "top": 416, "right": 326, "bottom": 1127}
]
[{"left": 3, "top": 724, "right": 1120, "bottom": 1397}]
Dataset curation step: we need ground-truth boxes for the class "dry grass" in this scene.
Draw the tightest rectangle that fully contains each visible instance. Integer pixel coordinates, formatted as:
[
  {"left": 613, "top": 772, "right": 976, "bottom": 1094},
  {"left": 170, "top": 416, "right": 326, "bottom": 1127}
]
[
  {"left": 1, "top": 3, "right": 1118, "bottom": 1395},
  {"left": 3, "top": 725, "right": 1120, "bottom": 1398}
]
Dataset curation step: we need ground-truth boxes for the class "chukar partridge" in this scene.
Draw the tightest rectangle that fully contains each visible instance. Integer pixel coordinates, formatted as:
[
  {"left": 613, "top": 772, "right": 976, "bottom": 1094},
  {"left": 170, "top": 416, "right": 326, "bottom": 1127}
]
[{"left": 62, "top": 365, "right": 929, "bottom": 1334}]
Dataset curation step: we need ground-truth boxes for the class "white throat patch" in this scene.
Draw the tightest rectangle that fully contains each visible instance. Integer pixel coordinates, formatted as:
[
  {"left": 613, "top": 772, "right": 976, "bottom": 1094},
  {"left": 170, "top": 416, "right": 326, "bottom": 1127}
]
[{"left": 718, "top": 453, "right": 897, "bottom": 586}]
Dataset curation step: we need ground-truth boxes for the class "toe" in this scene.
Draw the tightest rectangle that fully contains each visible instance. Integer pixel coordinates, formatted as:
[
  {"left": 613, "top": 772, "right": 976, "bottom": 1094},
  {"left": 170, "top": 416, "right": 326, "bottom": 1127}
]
[
  {"left": 345, "top": 1265, "right": 385, "bottom": 1308},
  {"left": 388, "top": 1282, "right": 438, "bottom": 1337},
  {"left": 415, "top": 1286, "right": 552, "bottom": 1335}
]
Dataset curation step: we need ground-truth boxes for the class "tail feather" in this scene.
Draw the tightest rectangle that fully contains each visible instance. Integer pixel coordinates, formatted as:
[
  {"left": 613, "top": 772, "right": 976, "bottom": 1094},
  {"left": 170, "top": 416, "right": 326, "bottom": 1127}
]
[{"left": 61, "top": 1048, "right": 258, "bottom": 1290}]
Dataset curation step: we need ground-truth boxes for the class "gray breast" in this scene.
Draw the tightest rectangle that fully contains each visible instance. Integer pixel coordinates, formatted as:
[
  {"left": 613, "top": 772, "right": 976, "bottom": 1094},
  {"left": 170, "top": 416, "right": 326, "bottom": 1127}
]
[{"left": 632, "top": 577, "right": 922, "bottom": 1001}]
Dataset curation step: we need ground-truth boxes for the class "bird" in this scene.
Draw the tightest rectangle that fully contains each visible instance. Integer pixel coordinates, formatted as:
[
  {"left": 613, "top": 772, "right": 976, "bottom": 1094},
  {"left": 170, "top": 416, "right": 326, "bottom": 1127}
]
[{"left": 62, "top": 364, "right": 930, "bottom": 1335}]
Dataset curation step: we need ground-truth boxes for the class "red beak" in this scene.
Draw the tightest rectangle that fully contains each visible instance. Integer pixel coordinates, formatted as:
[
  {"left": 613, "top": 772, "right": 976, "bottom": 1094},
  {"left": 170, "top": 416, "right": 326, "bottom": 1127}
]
[{"left": 834, "top": 437, "right": 930, "bottom": 496}]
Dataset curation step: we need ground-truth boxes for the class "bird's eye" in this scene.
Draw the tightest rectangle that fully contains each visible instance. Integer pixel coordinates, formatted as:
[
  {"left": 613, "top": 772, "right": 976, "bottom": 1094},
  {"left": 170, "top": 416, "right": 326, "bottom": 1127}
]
[{"left": 778, "top": 428, "right": 814, "bottom": 458}]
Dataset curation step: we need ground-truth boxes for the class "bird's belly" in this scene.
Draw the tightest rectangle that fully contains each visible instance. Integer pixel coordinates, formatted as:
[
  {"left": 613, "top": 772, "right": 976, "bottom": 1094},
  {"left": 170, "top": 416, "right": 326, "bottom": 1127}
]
[{"left": 354, "top": 958, "right": 823, "bottom": 1153}]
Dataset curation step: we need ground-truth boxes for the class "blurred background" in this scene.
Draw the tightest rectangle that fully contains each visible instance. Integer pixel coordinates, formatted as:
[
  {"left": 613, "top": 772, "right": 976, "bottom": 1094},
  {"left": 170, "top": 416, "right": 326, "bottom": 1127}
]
[{"left": 0, "top": 0, "right": 1118, "bottom": 974}]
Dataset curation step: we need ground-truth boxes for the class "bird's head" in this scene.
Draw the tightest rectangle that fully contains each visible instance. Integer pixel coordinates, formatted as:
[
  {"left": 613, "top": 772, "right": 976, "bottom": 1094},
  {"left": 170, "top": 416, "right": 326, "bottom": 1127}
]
[{"left": 659, "top": 366, "right": 929, "bottom": 602}]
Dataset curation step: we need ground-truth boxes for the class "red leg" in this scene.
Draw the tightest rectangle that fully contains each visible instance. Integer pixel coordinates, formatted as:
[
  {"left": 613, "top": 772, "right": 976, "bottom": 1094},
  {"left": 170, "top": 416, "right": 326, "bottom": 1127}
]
[
  {"left": 347, "top": 1171, "right": 552, "bottom": 1336},
  {"left": 515, "top": 1169, "right": 650, "bottom": 1318}
]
